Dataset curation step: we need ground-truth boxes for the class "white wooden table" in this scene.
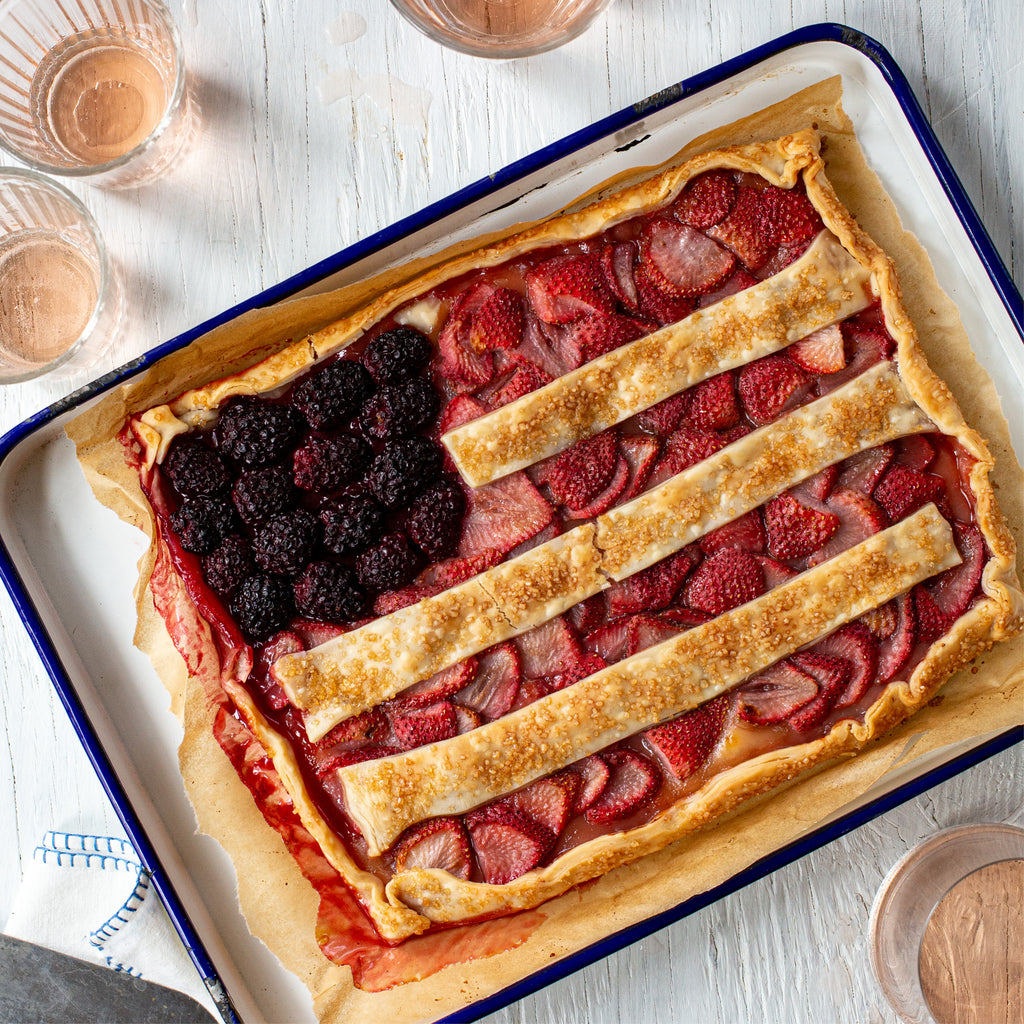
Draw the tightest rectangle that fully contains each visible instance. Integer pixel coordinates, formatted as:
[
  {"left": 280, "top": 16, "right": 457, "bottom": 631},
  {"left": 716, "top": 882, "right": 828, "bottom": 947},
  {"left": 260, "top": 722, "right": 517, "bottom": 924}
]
[{"left": 0, "top": 2, "right": 1020, "bottom": 1021}]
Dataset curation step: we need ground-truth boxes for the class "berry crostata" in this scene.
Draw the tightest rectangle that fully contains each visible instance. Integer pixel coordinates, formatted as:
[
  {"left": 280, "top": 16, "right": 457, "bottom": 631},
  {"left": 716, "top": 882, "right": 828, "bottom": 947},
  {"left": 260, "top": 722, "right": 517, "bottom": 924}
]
[{"left": 117, "top": 130, "right": 1020, "bottom": 963}]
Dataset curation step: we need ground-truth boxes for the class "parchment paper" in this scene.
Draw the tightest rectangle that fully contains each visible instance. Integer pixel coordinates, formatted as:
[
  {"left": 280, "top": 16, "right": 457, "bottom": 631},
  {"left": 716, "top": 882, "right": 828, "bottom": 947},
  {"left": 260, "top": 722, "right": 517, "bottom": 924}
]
[{"left": 68, "top": 77, "right": 1024, "bottom": 1024}]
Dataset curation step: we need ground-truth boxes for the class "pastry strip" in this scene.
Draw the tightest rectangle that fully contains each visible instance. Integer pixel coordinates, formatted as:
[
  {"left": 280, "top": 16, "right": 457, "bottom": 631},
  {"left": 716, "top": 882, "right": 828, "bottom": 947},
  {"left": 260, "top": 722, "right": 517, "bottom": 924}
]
[
  {"left": 275, "top": 362, "right": 930, "bottom": 740},
  {"left": 443, "top": 231, "right": 872, "bottom": 488},
  {"left": 340, "top": 504, "right": 960, "bottom": 856},
  {"left": 275, "top": 525, "right": 607, "bottom": 741}
]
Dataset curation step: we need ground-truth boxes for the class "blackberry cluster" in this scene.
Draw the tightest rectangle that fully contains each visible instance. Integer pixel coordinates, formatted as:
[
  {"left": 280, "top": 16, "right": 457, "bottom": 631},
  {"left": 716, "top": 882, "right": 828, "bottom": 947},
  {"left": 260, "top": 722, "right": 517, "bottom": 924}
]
[
  {"left": 232, "top": 464, "right": 297, "bottom": 525},
  {"left": 322, "top": 494, "right": 385, "bottom": 555},
  {"left": 367, "top": 437, "right": 443, "bottom": 509},
  {"left": 355, "top": 532, "right": 424, "bottom": 592},
  {"left": 253, "top": 509, "right": 321, "bottom": 576},
  {"left": 214, "top": 398, "right": 303, "bottom": 468},
  {"left": 292, "top": 434, "right": 371, "bottom": 494},
  {"left": 406, "top": 479, "right": 466, "bottom": 560},
  {"left": 202, "top": 535, "right": 255, "bottom": 597},
  {"left": 170, "top": 496, "right": 238, "bottom": 554},
  {"left": 359, "top": 377, "right": 440, "bottom": 441},
  {"left": 362, "top": 327, "right": 432, "bottom": 385},
  {"left": 292, "top": 360, "right": 375, "bottom": 431},
  {"left": 293, "top": 561, "right": 366, "bottom": 621},
  {"left": 231, "top": 574, "right": 294, "bottom": 641},
  {"left": 164, "top": 437, "right": 230, "bottom": 499}
]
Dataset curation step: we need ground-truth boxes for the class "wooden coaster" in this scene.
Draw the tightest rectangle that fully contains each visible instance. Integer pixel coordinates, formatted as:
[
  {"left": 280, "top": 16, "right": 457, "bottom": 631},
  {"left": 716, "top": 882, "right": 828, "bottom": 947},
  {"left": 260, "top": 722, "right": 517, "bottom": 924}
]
[{"left": 919, "top": 858, "right": 1024, "bottom": 1024}]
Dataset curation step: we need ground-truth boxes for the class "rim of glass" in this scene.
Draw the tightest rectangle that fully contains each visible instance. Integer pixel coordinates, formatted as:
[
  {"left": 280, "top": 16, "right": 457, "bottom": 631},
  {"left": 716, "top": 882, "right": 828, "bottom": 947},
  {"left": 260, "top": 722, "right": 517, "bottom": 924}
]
[
  {"left": 388, "top": 0, "right": 614, "bottom": 59},
  {"left": 0, "top": 0, "right": 186, "bottom": 178},
  {"left": 0, "top": 165, "right": 112, "bottom": 382}
]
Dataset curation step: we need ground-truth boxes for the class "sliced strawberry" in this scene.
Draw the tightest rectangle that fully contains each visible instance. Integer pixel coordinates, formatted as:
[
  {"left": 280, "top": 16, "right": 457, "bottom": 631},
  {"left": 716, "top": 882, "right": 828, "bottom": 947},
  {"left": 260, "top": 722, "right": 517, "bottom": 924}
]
[
  {"left": 425, "top": 549, "right": 502, "bottom": 588},
  {"left": 438, "top": 285, "right": 496, "bottom": 387},
  {"left": 736, "top": 661, "right": 818, "bottom": 725},
  {"left": 438, "top": 393, "right": 488, "bottom": 438},
  {"left": 511, "top": 772, "right": 581, "bottom": 835},
  {"left": 390, "top": 700, "right": 457, "bottom": 750},
  {"left": 753, "top": 553, "right": 799, "bottom": 589},
  {"left": 913, "top": 584, "right": 950, "bottom": 641},
  {"left": 606, "top": 548, "right": 699, "bottom": 617},
  {"left": 683, "top": 547, "right": 765, "bottom": 615},
  {"left": 796, "top": 465, "right": 839, "bottom": 503},
  {"left": 720, "top": 423, "right": 752, "bottom": 444},
  {"left": 807, "top": 486, "right": 887, "bottom": 567},
  {"left": 564, "top": 311, "right": 650, "bottom": 365},
  {"left": 640, "top": 218, "right": 735, "bottom": 297},
  {"left": 457, "top": 472, "right": 552, "bottom": 558},
  {"left": 393, "top": 817, "right": 472, "bottom": 879},
  {"left": 863, "top": 603, "right": 899, "bottom": 640},
  {"left": 760, "top": 186, "right": 822, "bottom": 246},
  {"left": 314, "top": 706, "right": 386, "bottom": 748},
  {"left": 549, "top": 650, "right": 605, "bottom": 691},
  {"left": 467, "top": 807, "right": 553, "bottom": 884},
  {"left": 290, "top": 619, "right": 360, "bottom": 649},
  {"left": 255, "top": 631, "right": 304, "bottom": 709},
  {"left": 634, "top": 260, "right": 696, "bottom": 325},
  {"left": 526, "top": 253, "right": 616, "bottom": 325},
  {"left": 491, "top": 358, "right": 553, "bottom": 407},
  {"left": 675, "top": 170, "right": 736, "bottom": 229},
  {"left": 737, "top": 353, "right": 812, "bottom": 425},
  {"left": 317, "top": 745, "right": 401, "bottom": 774},
  {"left": 569, "top": 592, "right": 607, "bottom": 635},
  {"left": 697, "top": 267, "right": 758, "bottom": 309},
  {"left": 700, "top": 510, "right": 766, "bottom": 556},
  {"left": 927, "top": 523, "right": 985, "bottom": 622},
  {"left": 547, "top": 431, "right": 619, "bottom": 509},
  {"left": 873, "top": 464, "right": 944, "bottom": 522},
  {"left": 634, "top": 392, "right": 690, "bottom": 436},
  {"left": 453, "top": 703, "right": 482, "bottom": 734},
  {"left": 584, "top": 750, "right": 661, "bottom": 823},
  {"left": 469, "top": 286, "right": 524, "bottom": 351},
  {"left": 648, "top": 426, "right": 726, "bottom": 486},
  {"left": 789, "top": 324, "right": 846, "bottom": 373},
  {"left": 391, "top": 658, "right": 479, "bottom": 711},
  {"left": 373, "top": 582, "right": 443, "bottom": 616},
  {"left": 455, "top": 642, "right": 521, "bottom": 720},
  {"left": 660, "top": 606, "right": 713, "bottom": 628},
  {"left": 895, "top": 434, "right": 936, "bottom": 472},
  {"left": 564, "top": 455, "right": 629, "bottom": 518},
  {"left": 584, "top": 617, "right": 634, "bottom": 663},
  {"left": 598, "top": 241, "right": 639, "bottom": 309},
  {"left": 515, "top": 616, "right": 583, "bottom": 679},
  {"left": 645, "top": 694, "right": 729, "bottom": 779},
  {"left": 573, "top": 755, "right": 611, "bottom": 813},
  {"left": 811, "top": 622, "right": 879, "bottom": 706},
  {"left": 685, "top": 371, "right": 739, "bottom": 431},
  {"left": 706, "top": 186, "right": 773, "bottom": 270},
  {"left": 788, "top": 652, "right": 852, "bottom": 731},
  {"left": 513, "top": 312, "right": 576, "bottom": 379},
  {"left": 624, "top": 613, "right": 684, "bottom": 656},
  {"left": 764, "top": 493, "right": 840, "bottom": 560},
  {"left": 838, "top": 443, "right": 895, "bottom": 495},
  {"left": 514, "top": 677, "right": 552, "bottom": 708},
  {"left": 619, "top": 434, "right": 660, "bottom": 500},
  {"left": 507, "top": 518, "right": 562, "bottom": 560},
  {"left": 876, "top": 592, "right": 916, "bottom": 682},
  {"left": 819, "top": 323, "right": 896, "bottom": 393}
]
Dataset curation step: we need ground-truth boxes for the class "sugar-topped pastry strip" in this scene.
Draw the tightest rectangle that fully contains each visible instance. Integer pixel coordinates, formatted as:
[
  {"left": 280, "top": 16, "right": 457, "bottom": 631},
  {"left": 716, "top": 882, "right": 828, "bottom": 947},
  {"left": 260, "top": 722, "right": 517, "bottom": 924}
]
[
  {"left": 274, "top": 525, "right": 607, "bottom": 742},
  {"left": 443, "top": 230, "right": 873, "bottom": 488},
  {"left": 339, "top": 505, "right": 960, "bottom": 856},
  {"left": 275, "top": 363, "right": 931, "bottom": 742}
]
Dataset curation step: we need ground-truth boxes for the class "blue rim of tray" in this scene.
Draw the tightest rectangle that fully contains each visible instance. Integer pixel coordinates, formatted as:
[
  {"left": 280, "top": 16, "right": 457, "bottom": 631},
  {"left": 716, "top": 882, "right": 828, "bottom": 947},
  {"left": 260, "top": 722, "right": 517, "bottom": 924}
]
[{"left": 0, "top": 22, "right": 1020, "bottom": 1024}]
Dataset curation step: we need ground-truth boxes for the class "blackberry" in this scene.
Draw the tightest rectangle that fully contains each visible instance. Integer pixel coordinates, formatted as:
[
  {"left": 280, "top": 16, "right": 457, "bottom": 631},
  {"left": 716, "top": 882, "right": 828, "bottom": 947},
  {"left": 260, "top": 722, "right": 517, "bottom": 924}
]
[
  {"left": 355, "top": 532, "right": 424, "bottom": 592},
  {"left": 293, "top": 434, "right": 371, "bottom": 494},
  {"left": 231, "top": 573, "right": 294, "bottom": 642},
  {"left": 232, "top": 464, "right": 298, "bottom": 525},
  {"left": 292, "top": 360, "right": 375, "bottom": 432},
  {"left": 170, "top": 496, "right": 238, "bottom": 554},
  {"left": 293, "top": 561, "right": 366, "bottom": 621},
  {"left": 406, "top": 479, "right": 466, "bottom": 560},
  {"left": 214, "top": 397, "right": 302, "bottom": 468},
  {"left": 367, "top": 437, "right": 442, "bottom": 509},
  {"left": 253, "top": 508, "right": 320, "bottom": 576},
  {"left": 163, "top": 437, "right": 230, "bottom": 499},
  {"left": 362, "top": 327, "right": 432, "bottom": 385},
  {"left": 202, "top": 535, "right": 255, "bottom": 597},
  {"left": 321, "top": 494, "right": 385, "bottom": 555},
  {"left": 359, "top": 377, "right": 440, "bottom": 441}
]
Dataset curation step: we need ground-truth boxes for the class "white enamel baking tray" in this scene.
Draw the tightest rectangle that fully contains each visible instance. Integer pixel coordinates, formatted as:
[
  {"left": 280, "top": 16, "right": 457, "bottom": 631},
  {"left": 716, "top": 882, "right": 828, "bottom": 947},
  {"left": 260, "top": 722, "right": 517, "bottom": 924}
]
[{"left": 0, "top": 25, "right": 1020, "bottom": 1024}]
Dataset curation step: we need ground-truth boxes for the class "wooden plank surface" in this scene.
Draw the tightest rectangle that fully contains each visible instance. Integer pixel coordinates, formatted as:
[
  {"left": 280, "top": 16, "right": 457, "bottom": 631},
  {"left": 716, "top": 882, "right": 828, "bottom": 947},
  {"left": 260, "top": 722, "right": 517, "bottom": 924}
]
[{"left": 0, "top": 2, "right": 1020, "bottom": 1022}]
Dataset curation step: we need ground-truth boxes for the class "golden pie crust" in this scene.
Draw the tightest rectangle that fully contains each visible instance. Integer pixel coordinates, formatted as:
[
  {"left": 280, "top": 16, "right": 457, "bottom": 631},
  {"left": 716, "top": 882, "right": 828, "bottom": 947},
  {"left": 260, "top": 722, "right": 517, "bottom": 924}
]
[{"left": 76, "top": 125, "right": 1023, "bottom": 973}]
